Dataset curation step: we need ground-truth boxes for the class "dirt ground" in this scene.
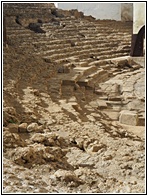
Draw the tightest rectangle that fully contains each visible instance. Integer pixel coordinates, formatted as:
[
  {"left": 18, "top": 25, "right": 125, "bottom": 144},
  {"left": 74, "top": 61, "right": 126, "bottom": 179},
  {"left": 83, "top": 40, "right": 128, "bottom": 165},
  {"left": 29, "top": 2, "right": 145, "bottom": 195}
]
[{"left": 3, "top": 41, "right": 146, "bottom": 194}]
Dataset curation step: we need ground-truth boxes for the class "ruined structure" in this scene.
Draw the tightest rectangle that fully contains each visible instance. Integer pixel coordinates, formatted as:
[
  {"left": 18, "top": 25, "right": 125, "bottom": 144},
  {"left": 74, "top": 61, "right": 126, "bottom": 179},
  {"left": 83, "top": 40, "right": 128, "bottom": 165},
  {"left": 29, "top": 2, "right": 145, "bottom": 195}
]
[{"left": 3, "top": 3, "right": 145, "bottom": 194}]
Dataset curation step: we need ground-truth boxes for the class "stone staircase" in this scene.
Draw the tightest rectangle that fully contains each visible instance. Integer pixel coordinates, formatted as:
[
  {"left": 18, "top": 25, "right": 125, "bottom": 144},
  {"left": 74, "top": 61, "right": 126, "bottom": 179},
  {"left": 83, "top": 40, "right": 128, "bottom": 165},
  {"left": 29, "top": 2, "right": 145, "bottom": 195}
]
[
  {"left": 5, "top": 14, "right": 133, "bottom": 84},
  {"left": 36, "top": 19, "right": 131, "bottom": 62}
]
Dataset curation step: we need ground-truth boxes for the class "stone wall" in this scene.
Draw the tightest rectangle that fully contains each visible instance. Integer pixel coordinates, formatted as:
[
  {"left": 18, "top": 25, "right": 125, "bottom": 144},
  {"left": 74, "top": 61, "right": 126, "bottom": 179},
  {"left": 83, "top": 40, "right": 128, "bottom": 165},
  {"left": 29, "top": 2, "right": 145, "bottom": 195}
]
[
  {"left": 121, "top": 3, "right": 133, "bottom": 21},
  {"left": 133, "top": 3, "right": 145, "bottom": 34}
]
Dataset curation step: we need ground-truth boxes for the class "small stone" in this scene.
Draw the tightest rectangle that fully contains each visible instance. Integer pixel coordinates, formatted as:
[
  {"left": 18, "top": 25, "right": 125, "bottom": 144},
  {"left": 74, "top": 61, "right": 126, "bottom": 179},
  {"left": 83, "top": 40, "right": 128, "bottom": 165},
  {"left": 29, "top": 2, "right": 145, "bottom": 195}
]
[
  {"left": 36, "top": 125, "right": 44, "bottom": 133},
  {"left": 131, "top": 180, "right": 137, "bottom": 185},
  {"left": 103, "top": 155, "right": 113, "bottom": 161},
  {"left": 43, "top": 129, "right": 51, "bottom": 133},
  {"left": 90, "top": 145, "right": 102, "bottom": 152},
  {"left": 33, "top": 89, "right": 40, "bottom": 96},
  {"left": 31, "top": 133, "right": 46, "bottom": 143},
  {"left": 27, "top": 123, "right": 39, "bottom": 132},
  {"left": 18, "top": 123, "right": 28, "bottom": 133}
]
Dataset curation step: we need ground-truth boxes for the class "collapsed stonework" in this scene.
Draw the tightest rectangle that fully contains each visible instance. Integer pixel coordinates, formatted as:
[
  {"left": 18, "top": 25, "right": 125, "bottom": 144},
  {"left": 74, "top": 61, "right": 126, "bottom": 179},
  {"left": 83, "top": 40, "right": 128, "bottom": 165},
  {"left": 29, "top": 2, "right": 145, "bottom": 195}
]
[{"left": 3, "top": 3, "right": 145, "bottom": 194}]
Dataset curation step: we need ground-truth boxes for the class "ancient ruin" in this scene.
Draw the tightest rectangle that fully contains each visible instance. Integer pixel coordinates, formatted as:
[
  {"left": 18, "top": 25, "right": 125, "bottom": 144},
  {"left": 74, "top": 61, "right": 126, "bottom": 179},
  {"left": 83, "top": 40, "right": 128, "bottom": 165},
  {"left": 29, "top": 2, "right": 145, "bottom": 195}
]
[{"left": 3, "top": 3, "right": 145, "bottom": 193}]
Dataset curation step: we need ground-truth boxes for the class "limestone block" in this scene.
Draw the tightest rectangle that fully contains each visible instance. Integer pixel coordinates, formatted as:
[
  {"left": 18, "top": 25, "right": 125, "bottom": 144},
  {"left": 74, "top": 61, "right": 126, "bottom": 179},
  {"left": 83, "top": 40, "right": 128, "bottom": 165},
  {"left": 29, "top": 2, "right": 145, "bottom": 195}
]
[
  {"left": 127, "top": 100, "right": 145, "bottom": 111},
  {"left": 97, "top": 100, "right": 108, "bottom": 109},
  {"left": 119, "top": 110, "right": 138, "bottom": 126},
  {"left": 100, "top": 83, "right": 120, "bottom": 95}
]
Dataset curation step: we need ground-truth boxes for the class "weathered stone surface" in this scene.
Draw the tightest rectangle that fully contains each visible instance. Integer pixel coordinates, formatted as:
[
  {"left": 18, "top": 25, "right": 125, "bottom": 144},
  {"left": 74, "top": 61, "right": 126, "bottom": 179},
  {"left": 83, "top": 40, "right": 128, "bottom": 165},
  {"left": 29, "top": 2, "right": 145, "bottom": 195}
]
[
  {"left": 99, "top": 83, "right": 120, "bottom": 96},
  {"left": 30, "top": 133, "right": 47, "bottom": 143},
  {"left": 127, "top": 100, "right": 145, "bottom": 111},
  {"left": 97, "top": 100, "right": 108, "bottom": 109},
  {"left": 54, "top": 169, "right": 84, "bottom": 185},
  {"left": 3, "top": 110, "right": 19, "bottom": 126},
  {"left": 119, "top": 110, "right": 138, "bottom": 126},
  {"left": 3, "top": 131, "right": 26, "bottom": 148},
  {"left": 3, "top": 107, "right": 16, "bottom": 116},
  {"left": 18, "top": 123, "right": 28, "bottom": 133},
  {"left": 7, "top": 123, "right": 18, "bottom": 133},
  {"left": 8, "top": 143, "right": 67, "bottom": 168},
  {"left": 111, "top": 58, "right": 130, "bottom": 68},
  {"left": 27, "top": 123, "right": 39, "bottom": 132}
]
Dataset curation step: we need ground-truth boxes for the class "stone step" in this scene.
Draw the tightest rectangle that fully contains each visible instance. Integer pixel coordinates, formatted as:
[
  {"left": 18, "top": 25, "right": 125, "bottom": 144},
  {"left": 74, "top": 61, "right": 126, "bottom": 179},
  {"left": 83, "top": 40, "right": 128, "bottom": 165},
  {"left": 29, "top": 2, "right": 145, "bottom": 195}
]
[
  {"left": 62, "top": 66, "right": 97, "bottom": 86},
  {"left": 7, "top": 33, "right": 34, "bottom": 38},
  {"left": 77, "top": 69, "right": 109, "bottom": 87},
  {"left": 34, "top": 42, "right": 119, "bottom": 54},
  {"left": 73, "top": 65, "right": 97, "bottom": 75},
  {"left": 102, "top": 110, "right": 120, "bottom": 121},
  {"left": 62, "top": 73, "right": 82, "bottom": 86},
  {"left": 106, "top": 100, "right": 122, "bottom": 107},
  {"left": 79, "top": 68, "right": 106, "bottom": 81},
  {"left": 7, "top": 31, "right": 35, "bottom": 37},
  {"left": 43, "top": 26, "right": 130, "bottom": 37},
  {"left": 52, "top": 52, "right": 129, "bottom": 65},
  {"left": 30, "top": 37, "right": 130, "bottom": 49},
  {"left": 35, "top": 42, "right": 128, "bottom": 57},
  {"left": 108, "top": 96, "right": 122, "bottom": 101}
]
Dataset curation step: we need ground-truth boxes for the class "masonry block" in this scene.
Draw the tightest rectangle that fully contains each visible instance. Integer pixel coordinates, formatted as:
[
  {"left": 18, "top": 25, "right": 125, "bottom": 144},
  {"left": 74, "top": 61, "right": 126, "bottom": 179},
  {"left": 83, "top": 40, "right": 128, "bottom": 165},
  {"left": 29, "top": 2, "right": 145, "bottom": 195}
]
[{"left": 119, "top": 110, "right": 138, "bottom": 126}]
